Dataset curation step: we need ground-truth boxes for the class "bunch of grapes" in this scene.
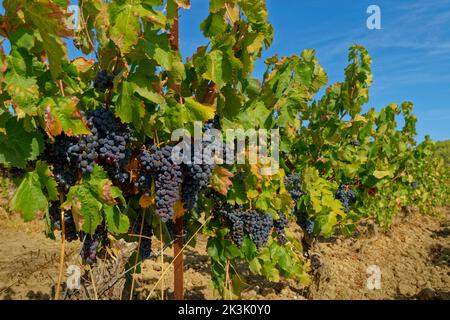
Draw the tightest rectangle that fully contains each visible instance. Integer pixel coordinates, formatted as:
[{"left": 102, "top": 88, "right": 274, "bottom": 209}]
[
  {"left": 219, "top": 206, "right": 245, "bottom": 247},
  {"left": 138, "top": 145, "right": 183, "bottom": 222},
  {"left": 90, "top": 107, "right": 131, "bottom": 165},
  {"left": 242, "top": 210, "right": 273, "bottom": 250},
  {"left": 49, "top": 202, "right": 78, "bottom": 241},
  {"left": 93, "top": 70, "right": 114, "bottom": 92},
  {"left": 296, "top": 212, "right": 315, "bottom": 235},
  {"left": 335, "top": 184, "right": 356, "bottom": 213},
  {"left": 181, "top": 142, "right": 215, "bottom": 211},
  {"left": 284, "top": 173, "right": 306, "bottom": 204},
  {"left": 273, "top": 213, "right": 288, "bottom": 245},
  {"left": 67, "top": 115, "right": 99, "bottom": 175},
  {"left": 43, "top": 135, "right": 78, "bottom": 192},
  {"left": 67, "top": 107, "right": 132, "bottom": 176},
  {"left": 107, "top": 148, "right": 132, "bottom": 185},
  {"left": 133, "top": 218, "right": 153, "bottom": 260},
  {"left": 181, "top": 119, "right": 220, "bottom": 211},
  {"left": 305, "top": 220, "right": 315, "bottom": 235},
  {"left": 80, "top": 227, "right": 108, "bottom": 265}
]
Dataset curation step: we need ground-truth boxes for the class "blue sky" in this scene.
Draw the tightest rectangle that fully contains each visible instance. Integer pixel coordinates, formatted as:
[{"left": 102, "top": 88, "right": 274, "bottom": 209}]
[
  {"left": 1, "top": 0, "right": 449, "bottom": 141},
  {"left": 178, "top": 0, "right": 450, "bottom": 142}
]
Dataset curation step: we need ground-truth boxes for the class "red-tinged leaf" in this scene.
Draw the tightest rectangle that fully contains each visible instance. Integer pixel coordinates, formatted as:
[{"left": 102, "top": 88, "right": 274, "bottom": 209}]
[
  {"left": 210, "top": 166, "right": 234, "bottom": 196},
  {"left": 71, "top": 57, "right": 95, "bottom": 73},
  {"left": 100, "top": 180, "right": 117, "bottom": 206},
  {"left": 174, "top": 0, "right": 191, "bottom": 9},
  {"left": 0, "top": 42, "right": 7, "bottom": 92},
  {"left": 41, "top": 96, "right": 90, "bottom": 137}
]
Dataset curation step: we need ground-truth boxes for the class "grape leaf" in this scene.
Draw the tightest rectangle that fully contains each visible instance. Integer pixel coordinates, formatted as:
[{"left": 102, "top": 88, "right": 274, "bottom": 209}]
[
  {"left": 104, "top": 205, "right": 130, "bottom": 234},
  {"left": 210, "top": 166, "right": 234, "bottom": 196},
  {"left": 116, "top": 81, "right": 146, "bottom": 129},
  {"left": 184, "top": 97, "right": 216, "bottom": 122},
  {"left": 10, "top": 162, "right": 55, "bottom": 221},
  {"left": 40, "top": 96, "right": 91, "bottom": 137},
  {"left": 0, "top": 115, "right": 44, "bottom": 168}
]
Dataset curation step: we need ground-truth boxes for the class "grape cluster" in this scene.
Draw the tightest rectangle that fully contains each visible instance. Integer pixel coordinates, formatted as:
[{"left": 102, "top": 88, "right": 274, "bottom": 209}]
[
  {"left": 67, "top": 107, "right": 131, "bottom": 175},
  {"left": 43, "top": 135, "right": 77, "bottom": 192},
  {"left": 181, "top": 141, "right": 215, "bottom": 211},
  {"left": 295, "top": 212, "right": 315, "bottom": 236},
  {"left": 180, "top": 119, "right": 220, "bottom": 211},
  {"left": 138, "top": 145, "right": 183, "bottom": 222},
  {"left": 220, "top": 206, "right": 245, "bottom": 247},
  {"left": 107, "top": 148, "right": 132, "bottom": 185},
  {"left": 80, "top": 234, "right": 100, "bottom": 264},
  {"left": 242, "top": 210, "right": 273, "bottom": 250},
  {"left": 80, "top": 227, "right": 108, "bottom": 265},
  {"left": 134, "top": 218, "right": 153, "bottom": 260},
  {"left": 305, "top": 220, "right": 315, "bottom": 235},
  {"left": 93, "top": 70, "right": 114, "bottom": 92},
  {"left": 220, "top": 207, "right": 274, "bottom": 250},
  {"left": 67, "top": 114, "right": 99, "bottom": 174},
  {"left": 335, "top": 184, "right": 356, "bottom": 213},
  {"left": 49, "top": 202, "right": 78, "bottom": 241},
  {"left": 273, "top": 213, "right": 288, "bottom": 245},
  {"left": 90, "top": 107, "right": 131, "bottom": 164},
  {"left": 284, "top": 173, "right": 306, "bottom": 204}
]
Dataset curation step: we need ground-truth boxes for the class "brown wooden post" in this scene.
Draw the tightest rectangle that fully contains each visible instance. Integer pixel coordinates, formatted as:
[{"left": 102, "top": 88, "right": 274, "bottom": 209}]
[{"left": 168, "top": 4, "right": 184, "bottom": 301}]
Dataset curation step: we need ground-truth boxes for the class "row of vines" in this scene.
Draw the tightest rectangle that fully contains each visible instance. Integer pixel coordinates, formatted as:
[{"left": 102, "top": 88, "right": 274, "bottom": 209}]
[{"left": 0, "top": 0, "right": 448, "bottom": 299}]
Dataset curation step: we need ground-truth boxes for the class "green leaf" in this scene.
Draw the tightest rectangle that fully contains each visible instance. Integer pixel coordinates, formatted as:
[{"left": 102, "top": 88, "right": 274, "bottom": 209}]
[
  {"left": 248, "top": 257, "right": 262, "bottom": 274},
  {"left": 18, "top": 1, "right": 71, "bottom": 79},
  {"left": 104, "top": 206, "right": 130, "bottom": 234},
  {"left": 116, "top": 81, "right": 146, "bottom": 129},
  {"left": 201, "top": 12, "right": 228, "bottom": 38},
  {"left": 241, "top": 236, "right": 257, "bottom": 260},
  {"left": 109, "top": 2, "right": 141, "bottom": 54},
  {"left": 11, "top": 170, "right": 48, "bottom": 221},
  {"left": 35, "top": 160, "right": 58, "bottom": 202},
  {"left": 207, "top": 237, "right": 224, "bottom": 262},
  {"left": 64, "top": 184, "right": 103, "bottom": 235},
  {"left": 202, "top": 50, "right": 232, "bottom": 89},
  {"left": 0, "top": 115, "right": 44, "bottom": 168}
]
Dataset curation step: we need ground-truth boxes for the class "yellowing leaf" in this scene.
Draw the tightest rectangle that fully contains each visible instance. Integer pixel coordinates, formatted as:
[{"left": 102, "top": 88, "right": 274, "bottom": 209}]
[
  {"left": 373, "top": 170, "right": 393, "bottom": 179},
  {"left": 139, "top": 194, "right": 155, "bottom": 208},
  {"left": 184, "top": 97, "right": 216, "bottom": 122}
]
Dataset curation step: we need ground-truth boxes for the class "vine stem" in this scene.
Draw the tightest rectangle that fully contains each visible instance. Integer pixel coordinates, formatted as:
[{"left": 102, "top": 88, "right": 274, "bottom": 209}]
[{"left": 54, "top": 195, "right": 66, "bottom": 300}]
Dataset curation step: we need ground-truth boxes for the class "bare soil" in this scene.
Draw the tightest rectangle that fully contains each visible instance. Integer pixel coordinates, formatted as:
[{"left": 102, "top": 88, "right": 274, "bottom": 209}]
[{"left": 1, "top": 204, "right": 449, "bottom": 300}]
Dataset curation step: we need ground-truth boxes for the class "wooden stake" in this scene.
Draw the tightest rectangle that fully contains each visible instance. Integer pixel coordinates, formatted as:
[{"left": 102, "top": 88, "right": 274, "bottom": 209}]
[{"left": 169, "top": 4, "right": 184, "bottom": 301}]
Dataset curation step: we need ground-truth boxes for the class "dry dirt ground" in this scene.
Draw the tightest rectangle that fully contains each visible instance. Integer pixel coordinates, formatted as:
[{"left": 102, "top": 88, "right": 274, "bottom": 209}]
[{"left": 0, "top": 204, "right": 449, "bottom": 300}]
